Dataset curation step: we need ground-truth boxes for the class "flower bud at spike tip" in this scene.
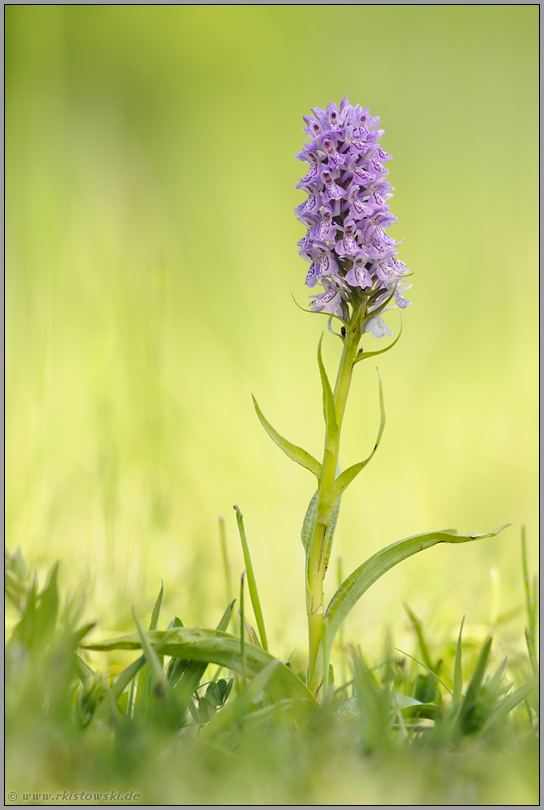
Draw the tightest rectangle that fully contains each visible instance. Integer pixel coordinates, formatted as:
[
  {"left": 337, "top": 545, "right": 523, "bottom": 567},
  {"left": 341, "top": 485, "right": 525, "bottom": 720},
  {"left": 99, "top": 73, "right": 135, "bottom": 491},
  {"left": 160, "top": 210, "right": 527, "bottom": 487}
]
[{"left": 295, "top": 97, "right": 412, "bottom": 336}]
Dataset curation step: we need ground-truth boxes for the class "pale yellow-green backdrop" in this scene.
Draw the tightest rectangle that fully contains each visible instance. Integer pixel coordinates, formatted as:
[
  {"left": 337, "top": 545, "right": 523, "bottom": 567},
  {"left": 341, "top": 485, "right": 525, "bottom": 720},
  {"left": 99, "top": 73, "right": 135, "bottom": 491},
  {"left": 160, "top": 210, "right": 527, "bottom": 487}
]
[{"left": 6, "top": 6, "right": 538, "bottom": 660}]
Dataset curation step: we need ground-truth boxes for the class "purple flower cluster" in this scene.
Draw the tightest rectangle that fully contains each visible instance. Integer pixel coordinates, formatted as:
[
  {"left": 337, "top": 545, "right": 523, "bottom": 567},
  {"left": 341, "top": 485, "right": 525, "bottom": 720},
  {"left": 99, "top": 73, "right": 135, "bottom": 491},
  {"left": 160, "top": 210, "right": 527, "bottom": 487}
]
[{"left": 295, "top": 97, "right": 411, "bottom": 337}]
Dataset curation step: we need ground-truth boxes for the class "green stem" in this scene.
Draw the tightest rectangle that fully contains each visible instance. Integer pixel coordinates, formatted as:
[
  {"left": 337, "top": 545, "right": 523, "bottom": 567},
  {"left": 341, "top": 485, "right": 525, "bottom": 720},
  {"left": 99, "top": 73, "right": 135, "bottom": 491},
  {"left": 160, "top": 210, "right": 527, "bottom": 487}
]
[{"left": 306, "top": 307, "right": 363, "bottom": 696}]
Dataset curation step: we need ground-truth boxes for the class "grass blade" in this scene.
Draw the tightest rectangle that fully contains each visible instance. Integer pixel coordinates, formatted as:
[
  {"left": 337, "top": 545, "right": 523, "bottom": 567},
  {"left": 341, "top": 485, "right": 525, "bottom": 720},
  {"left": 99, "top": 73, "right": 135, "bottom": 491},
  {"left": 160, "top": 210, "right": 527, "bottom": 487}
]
[
  {"left": 132, "top": 607, "right": 165, "bottom": 698},
  {"left": 200, "top": 660, "right": 280, "bottom": 740},
  {"left": 521, "top": 527, "right": 539, "bottom": 676},
  {"left": 133, "top": 582, "right": 165, "bottom": 718},
  {"left": 112, "top": 656, "right": 147, "bottom": 703},
  {"left": 404, "top": 603, "right": 434, "bottom": 671},
  {"left": 252, "top": 395, "right": 322, "bottom": 479},
  {"left": 165, "top": 618, "right": 188, "bottom": 685},
  {"left": 395, "top": 648, "right": 452, "bottom": 695},
  {"left": 455, "top": 636, "right": 493, "bottom": 735},
  {"left": 149, "top": 580, "right": 164, "bottom": 631},
  {"left": 234, "top": 506, "right": 268, "bottom": 652},
  {"left": 239, "top": 571, "right": 246, "bottom": 679},
  {"left": 219, "top": 517, "right": 233, "bottom": 605},
  {"left": 74, "top": 655, "right": 95, "bottom": 683},
  {"left": 452, "top": 616, "right": 465, "bottom": 706},
  {"left": 350, "top": 648, "right": 391, "bottom": 753},
  {"left": 492, "top": 675, "right": 539, "bottom": 721}
]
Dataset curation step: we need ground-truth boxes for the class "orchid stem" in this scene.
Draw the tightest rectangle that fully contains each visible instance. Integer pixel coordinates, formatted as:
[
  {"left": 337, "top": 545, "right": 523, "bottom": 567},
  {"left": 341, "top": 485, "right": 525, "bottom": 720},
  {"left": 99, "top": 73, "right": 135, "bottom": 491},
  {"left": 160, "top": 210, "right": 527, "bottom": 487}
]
[{"left": 306, "top": 306, "right": 363, "bottom": 696}]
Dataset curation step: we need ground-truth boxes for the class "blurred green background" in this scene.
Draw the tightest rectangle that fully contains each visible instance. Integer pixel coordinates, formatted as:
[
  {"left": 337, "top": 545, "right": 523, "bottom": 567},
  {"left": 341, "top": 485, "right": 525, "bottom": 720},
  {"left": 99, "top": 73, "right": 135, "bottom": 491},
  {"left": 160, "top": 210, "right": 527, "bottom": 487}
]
[{"left": 6, "top": 6, "right": 538, "bottom": 660}]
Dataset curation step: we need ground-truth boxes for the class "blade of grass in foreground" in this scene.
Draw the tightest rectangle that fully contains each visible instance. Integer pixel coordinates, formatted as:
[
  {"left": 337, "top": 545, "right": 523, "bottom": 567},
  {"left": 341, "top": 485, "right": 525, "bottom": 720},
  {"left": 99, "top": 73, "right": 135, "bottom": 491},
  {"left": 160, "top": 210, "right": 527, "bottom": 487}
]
[
  {"left": 174, "top": 600, "right": 236, "bottom": 714},
  {"left": 133, "top": 581, "right": 164, "bottom": 719},
  {"left": 452, "top": 617, "right": 465, "bottom": 706},
  {"left": 521, "top": 526, "right": 539, "bottom": 677},
  {"left": 234, "top": 506, "right": 269, "bottom": 652},
  {"left": 200, "top": 660, "right": 280, "bottom": 740},
  {"left": 83, "top": 626, "right": 317, "bottom": 726},
  {"left": 491, "top": 675, "right": 539, "bottom": 722},
  {"left": 219, "top": 517, "right": 233, "bottom": 606}
]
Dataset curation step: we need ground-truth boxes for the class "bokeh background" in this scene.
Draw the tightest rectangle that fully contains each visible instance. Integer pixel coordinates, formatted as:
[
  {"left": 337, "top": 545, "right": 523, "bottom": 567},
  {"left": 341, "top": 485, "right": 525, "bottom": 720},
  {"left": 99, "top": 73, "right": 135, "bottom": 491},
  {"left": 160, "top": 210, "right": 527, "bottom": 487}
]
[{"left": 6, "top": 6, "right": 538, "bottom": 662}]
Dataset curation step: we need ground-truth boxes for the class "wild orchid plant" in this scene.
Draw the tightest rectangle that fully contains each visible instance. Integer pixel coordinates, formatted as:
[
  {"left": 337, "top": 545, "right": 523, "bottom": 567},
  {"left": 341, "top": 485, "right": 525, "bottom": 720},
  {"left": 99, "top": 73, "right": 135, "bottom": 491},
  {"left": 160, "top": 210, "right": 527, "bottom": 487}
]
[
  {"left": 253, "top": 97, "right": 506, "bottom": 696},
  {"left": 83, "top": 99, "right": 508, "bottom": 713}
]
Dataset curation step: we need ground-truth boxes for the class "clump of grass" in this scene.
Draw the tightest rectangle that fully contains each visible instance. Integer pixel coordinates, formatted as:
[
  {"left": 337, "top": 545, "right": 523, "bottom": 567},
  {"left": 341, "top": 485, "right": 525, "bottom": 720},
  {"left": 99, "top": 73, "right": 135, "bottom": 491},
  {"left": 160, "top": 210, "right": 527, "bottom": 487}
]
[{"left": 5, "top": 534, "right": 538, "bottom": 805}]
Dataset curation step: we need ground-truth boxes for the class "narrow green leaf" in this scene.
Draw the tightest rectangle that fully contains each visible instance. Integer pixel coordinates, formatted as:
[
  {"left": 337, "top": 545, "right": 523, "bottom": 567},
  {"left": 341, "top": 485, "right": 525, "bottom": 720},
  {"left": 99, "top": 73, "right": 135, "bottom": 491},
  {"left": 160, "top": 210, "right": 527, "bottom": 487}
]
[
  {"left": 166, "top": 618, "right": 188, "bottom": 685},
  {"left": 234, "top": 506, "right": 268, "bottom": 652},
  {"left": 452, "top": 616, "right": 465, "bottom": 706},
  {"left": 334, "top": 692, "right": 436, "bottom": 722},
  {"left": 388, "top": 692, "right": 438, "bottom": 719},
  {"left": 252, "top": 396, "right": 322, "bottom": 479},
  {"left": 240, "top": 571, "right": 246, "bottom": 679},
  {"left": 492, "top": 675, "right": 539, "bottom": 721},
  {"left": 113, "top": 656, "right": 147, "bottom": 703},
  {"left": 302, "top": 488, "right": 341, "bottom": 570},
  {"left": 464, "top": 636, "right": 493, "bottom": 702},
  {"left": 219, "top": 517, "right": 233, "bottom": 605},
  {"left": 350, "top": 649, "right": 391, "bottom": 752},
  {"left": 132, "top": 607, "right": 165, "bottom": 696},
  {"left": 301, "top": 490, "right": 319, "bottom": 554},
  {"left": 133, "top": 581, "right": 165, "bottom": 718},
  {"left": 354, "top": 319, "right": 403, "bottom": 364},
  {"left": 404, "top": 604, "right": 434, "bottom": 671},
  {"left": 74, "top": 654, "right": 95, "bottom": 683},
  {"left": 83, "top": 626, "right": 318, "bottom": 725},
  {"left": 322, "top": 497, "right": 341, "bottom": 574},
  {"left": 317, "top": 334, "right": 338, "bottom": 439},
  {"left": 12, "top": 563, "right": 60, "bottom": 652},
  {"left": 486, "top": 656, "right": 508, "bottom": 697},
  {"left": 242, "top": 616, "right": 261, "bottom": 648},
  {"left": 216, "top": 600, "right": 236, "bottom": 633},
  {"left": 112, "top": 630, "right": 178, "bottom": 704},
  {"left": 521, "top": 527, "right": 539, "bottom": 677},
  {"left": 69, "top": 622, "right": 96, "bottom": 646},
  {"left": 39, "top": 562, "right": 60, "bottom": 640},
  {"left": 318, "top": 461, "right": 365, "bottom": 523},
  {"left": 149, "top": 580, "right": 164, "bottom": 631},
  {"left": 455, "top": 636, "right": 493, "bottom": 734},
  {"left": 395, "top": 648, "right": 452, "bottom": 695},
  {"left": 318, "top": 370, "right": 385, "bottom": 524},
  {"left": 173, "top": 601, "right": 236, "bottom": 711},
  {"left": 314, "top": 525, "right": 509, "bottom": 691},
  {"left": 200, "top": 660, "right": 280, "bottom": 739},
  {"left": 521, "top": 525, "right": 532, "bottom": 615},
  {"left": 127, "top": 669, "right": 137, "bottom": 719},
  {"left": 332, "top": 695, "right": 360, "bottom": 721}
]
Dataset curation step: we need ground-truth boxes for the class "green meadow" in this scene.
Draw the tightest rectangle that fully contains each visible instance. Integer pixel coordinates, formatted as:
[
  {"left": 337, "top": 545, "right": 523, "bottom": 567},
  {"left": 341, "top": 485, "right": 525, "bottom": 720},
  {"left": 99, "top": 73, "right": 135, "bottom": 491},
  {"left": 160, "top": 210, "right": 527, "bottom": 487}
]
[{"left": 6, "top": 6, "right": 538, "bottom": 805}]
